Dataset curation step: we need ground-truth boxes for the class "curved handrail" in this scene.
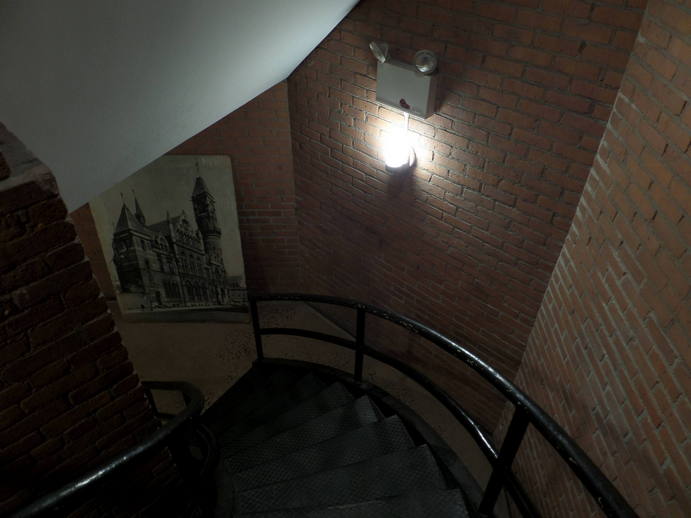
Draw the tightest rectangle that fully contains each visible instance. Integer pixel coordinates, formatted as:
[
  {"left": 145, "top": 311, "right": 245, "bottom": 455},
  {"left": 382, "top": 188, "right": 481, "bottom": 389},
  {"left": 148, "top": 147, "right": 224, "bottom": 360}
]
[
  {"left": 260, "top": 326, "right": 499, "bottom": 461},
  {"left": 9, "top": 381, "right": 204, "bottom": 518},
  {"left": 250, "top": 293, "right": 637, "bottom": 518}
]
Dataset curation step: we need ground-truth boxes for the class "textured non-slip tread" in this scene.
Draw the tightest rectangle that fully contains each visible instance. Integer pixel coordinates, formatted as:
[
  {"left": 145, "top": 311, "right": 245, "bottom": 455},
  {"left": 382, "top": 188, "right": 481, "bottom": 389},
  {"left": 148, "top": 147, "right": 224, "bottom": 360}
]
[
  {"left": 204, "top": 367, "right": 310, "bottom": 434},
  {"left": 236, "top": 445, "right": 446, "bottom": 513},
  {"left": 224, "top": 397, "right": 381, "bottom": 473},
  {"left": 240, "top": 489, "right": 469, "bottom": 517},
  {"left": 221, "top": 382, "right": 355, "bottom": 456},
  {"left": 218, "top": 373, "right": 328, "bottom": 440},
  {"left": 233, "top": 415, "right": 415, "bottom": 491}
]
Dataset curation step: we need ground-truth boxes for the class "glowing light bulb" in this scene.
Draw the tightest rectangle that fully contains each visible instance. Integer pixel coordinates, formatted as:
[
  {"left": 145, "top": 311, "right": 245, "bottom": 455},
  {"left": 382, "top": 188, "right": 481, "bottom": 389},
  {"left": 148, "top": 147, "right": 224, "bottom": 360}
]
[{"left": 382, "top": 127, "right": 416, "bottom": 172}]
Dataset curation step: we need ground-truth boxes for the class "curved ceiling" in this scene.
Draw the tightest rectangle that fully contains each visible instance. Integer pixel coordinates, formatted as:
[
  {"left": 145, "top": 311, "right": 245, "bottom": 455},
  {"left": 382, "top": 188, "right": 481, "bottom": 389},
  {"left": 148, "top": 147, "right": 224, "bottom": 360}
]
[{"left": 0, "top": 0, "right": 358, "bottom": 210}]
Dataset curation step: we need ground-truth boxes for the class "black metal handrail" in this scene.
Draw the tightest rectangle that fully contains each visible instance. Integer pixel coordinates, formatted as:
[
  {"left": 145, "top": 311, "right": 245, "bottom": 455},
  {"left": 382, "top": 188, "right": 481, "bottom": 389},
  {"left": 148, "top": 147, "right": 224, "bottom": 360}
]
[
  {"left": 250, "top": 293, "right": 637, "bottom": 518},
  {"left": 9, "top": 381, "right": 204, "bottom": 518}
]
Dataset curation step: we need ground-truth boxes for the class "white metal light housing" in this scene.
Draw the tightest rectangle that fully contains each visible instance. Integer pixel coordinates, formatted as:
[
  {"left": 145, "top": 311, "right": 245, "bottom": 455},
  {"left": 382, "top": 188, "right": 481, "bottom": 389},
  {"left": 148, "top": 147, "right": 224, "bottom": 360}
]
[{"left": 376, "top": 60, "right": 437, "bottom": 118}]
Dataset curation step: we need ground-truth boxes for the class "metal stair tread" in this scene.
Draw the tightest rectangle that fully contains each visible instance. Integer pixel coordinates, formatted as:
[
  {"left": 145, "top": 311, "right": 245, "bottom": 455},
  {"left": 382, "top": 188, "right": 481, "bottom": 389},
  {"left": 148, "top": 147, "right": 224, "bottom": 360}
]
[
  {"left": 233, "top": 415, "right": 415, "bottom": 491},
  {"left": 217, "top": 372, "right": 328, "bottom": 439},
  {"left": 220, "top": 382, "right": 355, "bottom": 455},
  {"left": 203, "top": 366, "right": 305, "bottom": 433},
  {"left": 238, "top": 489, "right": 469, "bottom": 517},
  {"left": 224, "top": 396, "right": 381, "bottom": 473},
  {"left": 236, "top": 444, "right": 447, "bottom": 513}
]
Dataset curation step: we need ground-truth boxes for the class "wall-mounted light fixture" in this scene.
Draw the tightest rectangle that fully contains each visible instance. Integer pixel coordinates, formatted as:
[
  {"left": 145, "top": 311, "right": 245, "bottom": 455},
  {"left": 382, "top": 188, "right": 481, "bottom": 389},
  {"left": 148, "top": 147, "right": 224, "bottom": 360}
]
[
  {"left": 369, "top": 41, "right": 389, "bottom": 64},
  {"left": 371, "top": 41, "right": 438, "bottom": 119},
  {"left": 413, "top": 50, "right": 438, "bottom": 75},
  {"left": 382, "top": 113, "right": 416, "bottom": 173},
  {"left": 370, "top": 42, "right": 435, "bottom": 173}
]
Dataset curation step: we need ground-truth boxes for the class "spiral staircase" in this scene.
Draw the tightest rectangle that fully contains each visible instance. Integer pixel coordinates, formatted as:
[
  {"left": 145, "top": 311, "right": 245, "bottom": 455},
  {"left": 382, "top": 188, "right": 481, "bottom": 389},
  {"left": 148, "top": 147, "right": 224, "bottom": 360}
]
[{"left": 9, "top": 294, "right": 637, "bottom": 518}]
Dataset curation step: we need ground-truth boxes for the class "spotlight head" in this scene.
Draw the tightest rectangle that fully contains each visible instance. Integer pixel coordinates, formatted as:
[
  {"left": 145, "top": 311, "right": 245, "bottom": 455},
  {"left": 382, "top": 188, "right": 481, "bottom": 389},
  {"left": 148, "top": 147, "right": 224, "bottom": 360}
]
[
  {"left": 369, "top": 41, "right": 389, "bottom": 64},
  {"left": 413, "top": 50, "right": 438, "bottom": 75}
]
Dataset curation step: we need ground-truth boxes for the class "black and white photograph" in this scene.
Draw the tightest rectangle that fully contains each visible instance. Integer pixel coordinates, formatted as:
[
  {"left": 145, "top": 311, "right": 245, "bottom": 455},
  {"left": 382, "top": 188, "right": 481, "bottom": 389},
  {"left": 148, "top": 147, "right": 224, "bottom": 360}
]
[{"left": 90, "top": 154, "right": 247, "bottom": 321}]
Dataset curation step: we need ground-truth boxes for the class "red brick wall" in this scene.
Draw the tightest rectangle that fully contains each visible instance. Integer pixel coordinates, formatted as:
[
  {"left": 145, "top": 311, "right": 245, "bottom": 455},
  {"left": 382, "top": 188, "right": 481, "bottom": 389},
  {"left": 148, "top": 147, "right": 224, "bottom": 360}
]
[
  {"left": 73, "top": 81, "right": 300, "bottom": 295},
  {"left": 287, "top": 0, "right": 644, "bottom": 427},
  {"left": 506, "top": 0, "right": 690, "bottom": 515},
  {"left": 0, "top": 124, "right": 161, "bottom": 515}
]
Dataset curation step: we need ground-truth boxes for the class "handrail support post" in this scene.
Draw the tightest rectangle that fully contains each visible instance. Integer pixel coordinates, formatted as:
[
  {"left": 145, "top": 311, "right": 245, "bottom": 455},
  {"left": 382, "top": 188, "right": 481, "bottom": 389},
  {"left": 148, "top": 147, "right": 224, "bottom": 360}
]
[
  {"left": 479, "top": 407, "right": 530, "bottom": 516},
  {"left": 354, "top": 307, "right": 365, "bottom": 382},
  {"left": 249, "top": 297, "right": 264, "bottom": 360}
]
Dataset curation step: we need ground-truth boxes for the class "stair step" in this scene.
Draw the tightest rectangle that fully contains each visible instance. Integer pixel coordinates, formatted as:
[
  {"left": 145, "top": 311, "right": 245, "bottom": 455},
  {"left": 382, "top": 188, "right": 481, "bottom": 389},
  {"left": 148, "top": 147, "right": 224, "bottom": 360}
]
[
  {"left": 234, "top": 416, "right": 415, "bottom": 491},
  {"left": 218, "top": 373, "right": 328, "bottom": 438},
  {"left": 224, "top": 397, "right": 381, "bottom": 473},
  {"left": 220, "top": 382, "right": 354, "bottom": 455},
  {"left": 236, "top": 445, "right": 447, "bottom": 514},
  {"left": 241, "top": 489, "right": 468, "bottom": 518},
  {"left": 204, "top": 366, "right": 305, "bottom": 433}
]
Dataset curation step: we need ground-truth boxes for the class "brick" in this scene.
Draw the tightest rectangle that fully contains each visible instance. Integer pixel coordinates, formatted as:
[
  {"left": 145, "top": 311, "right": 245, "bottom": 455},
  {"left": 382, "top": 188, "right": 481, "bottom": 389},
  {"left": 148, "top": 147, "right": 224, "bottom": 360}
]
[
  {"left": 0, "top": 383, "right": 29, "bottom": 409},
  {"left": 68, "top": 362, "right": 134, "bottom": 404},
  {"left": 570, "top": 80, "right": 618, "bottom": 104},
  {"left": 2, "top": 333, "right": 81, "bottom": 383},
  {"left": 30, "top": 359, "right": 70, "bottom": 387},
  {"left": 667, "top": 38, "right": 691, "bottom": 68},
  {"left": 504, "top": 78, "right": 544, "bottom": 100},
  {"left": 63, "top": 278, "right": 101, "bottom": 307},
  {"left": 95, "top": 388, "right": 147, "bottom": 422},
  {"left": 70, "top": 296, "right": 109, "bottom": 326},
  {"left": 11, "top": 260, "right": 92, "bottom": 309},
  {"left": 516, "top": 10, "right": 561, "bottom": 32},
  {"left": 27, "top": 309, "right": 75, "bottom": 346},
  {"left": 43, "top": 242, "right": 85, "bottom": 271},
  {"left": 0, "top": 170, "right": 58, "bottom": 216},
  {"left": 474, "top": 2, "right": 516, "bottom": 23},
  {"left": 478, "top": 87, "right": 518, "bottom": 108},
  {"left": 563, "top": 20, "right": 612, "bottom": 44},
  {"left": 96, "top": 347, "right": 128, "bottom": 372},
  {"left": 0, "top": 336, "right": 29, "bottom": 367},
  {"left": 112, "top": 374, "right": 139, "bottom": 396},
  {"left": 20, "top": 366, "right": 97, "bottom": 412},
  {"left": 539, "top": 121, "right": 581, "bottom": 145},
  {"left": 497, "top": 108, "right": 538, "bottom": 129},
  {"left": 524, "top": 67, "right": 570, "bottom": 90},
  {"left": 591, "top": 6, "right": 642, "bottom": 31},
  {"left": 565, "top": 113, "right": 605, "bottom": 138},
  {"left": 1, "top": 297, "right": 64, "bottom": 342},
  {"left": 484, "top": 56, "right": 524, "bottom": 78},
  {"left": 581, "top": 45, "right": 631, "bottom": 70},
  {"left": 0, "top": 257, "right": 50, "bottom": 293},
  {"left": 30, "top": 437, "right": 63, "bottom": 459},
  {"left": 0, "top": 221, "right": 77, "bottom": 272},
  {"left": 493, "top": 24, "right": 533, "bottom": 45},
  {"left": 0, "top": 211, "right": 27, "bottom": 244},
  {"left": 518, "top": 99, "right": 562, "bottom": 122},
  {"left": 534, "top": 34, "right": 580, "bottom": 56},
  {"left": 545, "top": 91, "right": 592, "bottom": 113},
  {"left": 553, "top": 57, "right": 601, "bottom": 81},
  {"left": 0, "top": 398, "right": 68, "bottom": 447},
  {"left": 26, "top": 197, "right": 67, "bottom": 227},
  {"left": 462, "top": 98, "right": 498, "bottom": 117}
]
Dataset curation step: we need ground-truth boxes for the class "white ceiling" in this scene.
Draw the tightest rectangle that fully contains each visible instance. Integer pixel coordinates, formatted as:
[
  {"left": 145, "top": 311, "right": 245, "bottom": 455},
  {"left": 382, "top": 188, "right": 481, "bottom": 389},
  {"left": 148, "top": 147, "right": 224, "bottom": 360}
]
[{"left": 0, "top": 0, "right": 358, "bottom": 210}]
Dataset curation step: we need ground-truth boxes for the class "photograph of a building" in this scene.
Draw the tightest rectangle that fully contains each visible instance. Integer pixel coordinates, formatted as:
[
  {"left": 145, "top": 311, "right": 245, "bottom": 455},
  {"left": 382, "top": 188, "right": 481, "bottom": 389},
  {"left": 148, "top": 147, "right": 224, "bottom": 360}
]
[{"left": 91, "top": 155, "right": 246, "bottom": 319}]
